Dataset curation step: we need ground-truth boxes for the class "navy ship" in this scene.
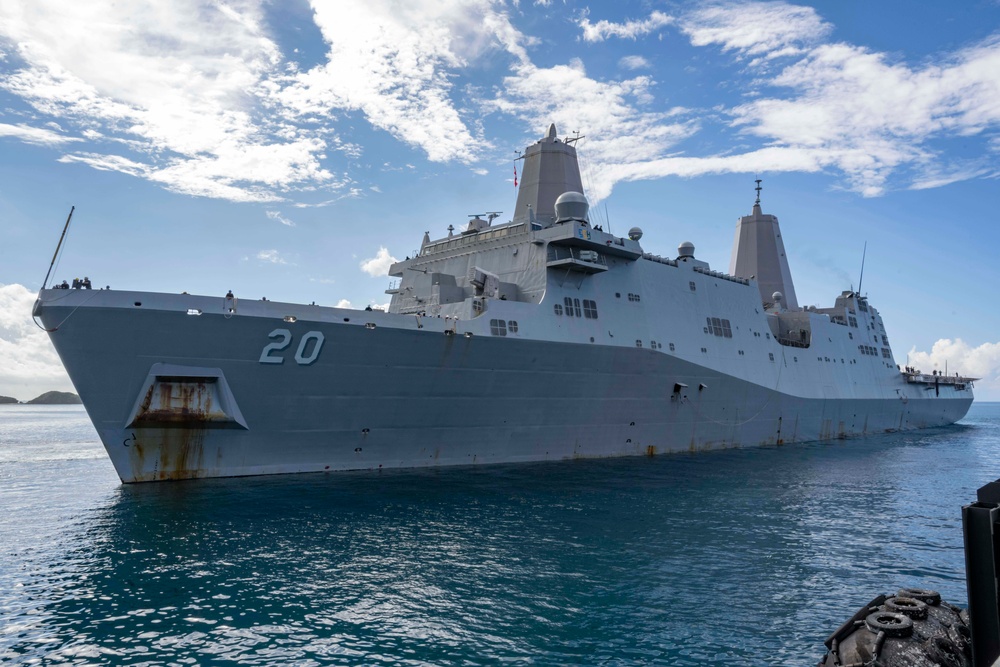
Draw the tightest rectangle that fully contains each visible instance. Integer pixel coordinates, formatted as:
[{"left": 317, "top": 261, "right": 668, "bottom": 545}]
[{"left": 34, "top": 124, "right": 976, "bottom": 483}]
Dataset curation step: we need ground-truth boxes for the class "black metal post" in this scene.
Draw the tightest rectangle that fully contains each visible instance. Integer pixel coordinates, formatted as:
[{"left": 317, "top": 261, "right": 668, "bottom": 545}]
[{"left": 964, "top": 479, "right": 1000, "bottom": 667}]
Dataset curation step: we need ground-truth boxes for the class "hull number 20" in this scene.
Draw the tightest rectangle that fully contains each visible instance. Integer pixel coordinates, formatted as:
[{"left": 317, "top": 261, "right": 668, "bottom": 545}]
[{"left": 259, "top": 328, "right": 325, "bottom": 365}]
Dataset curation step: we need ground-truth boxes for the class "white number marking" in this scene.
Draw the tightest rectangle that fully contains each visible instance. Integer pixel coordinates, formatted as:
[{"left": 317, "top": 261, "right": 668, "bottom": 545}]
[
  {"left": 259, "top": 329, "right": 325, "bottom": 365},
  {"left": 259, "top": 329, "right": 292, "bottom": 364},
  {"left": 294, "top": 331, "right": 324, "bottom": 365}
]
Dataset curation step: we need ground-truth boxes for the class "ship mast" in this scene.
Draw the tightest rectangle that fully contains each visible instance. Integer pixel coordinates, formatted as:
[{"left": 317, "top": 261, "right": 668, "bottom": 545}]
[{"left": 729, "top": 179, "right": 800, "bottom": 310}]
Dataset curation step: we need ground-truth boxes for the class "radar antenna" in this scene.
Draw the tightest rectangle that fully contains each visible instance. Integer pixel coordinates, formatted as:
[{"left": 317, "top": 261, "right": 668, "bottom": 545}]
[
  {"left": 754, "top": 177, "right": 762, "bottom": 205},
  {"left": 485, "top": 212, "right": 502, "bottom": 224}
]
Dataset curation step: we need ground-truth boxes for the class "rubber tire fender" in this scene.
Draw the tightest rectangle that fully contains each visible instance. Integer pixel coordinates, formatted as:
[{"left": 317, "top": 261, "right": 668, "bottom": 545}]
[
  {"left": 885, "top": 596, "right": 929, "bottom": 620},
  {"left": 865, "top": 611, "right": 913, "bottom": 638}
]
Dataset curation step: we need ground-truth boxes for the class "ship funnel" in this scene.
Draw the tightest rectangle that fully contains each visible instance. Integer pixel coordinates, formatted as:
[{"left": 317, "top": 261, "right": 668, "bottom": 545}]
[
  {"left": 554, "top": 191, "right": 589, "bottom": 223},
  {"left": 512, "top": 124, "right": 585, "bottom": 228}
]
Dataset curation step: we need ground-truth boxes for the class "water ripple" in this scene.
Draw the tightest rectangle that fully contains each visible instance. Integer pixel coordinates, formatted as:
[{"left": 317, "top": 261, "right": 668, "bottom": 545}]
[{"left": 1, "top": 404, "right": 999, "bottom": 665}]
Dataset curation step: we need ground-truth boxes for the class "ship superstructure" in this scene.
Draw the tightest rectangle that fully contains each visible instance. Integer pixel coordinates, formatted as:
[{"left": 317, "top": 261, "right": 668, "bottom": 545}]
[{"left": 34, "top": 125, "right": 975, "bottom": 483}]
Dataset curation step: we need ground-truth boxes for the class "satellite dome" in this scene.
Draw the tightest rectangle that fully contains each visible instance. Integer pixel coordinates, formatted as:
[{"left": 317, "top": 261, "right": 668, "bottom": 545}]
[
  {"left": 678, "top": 241, "right": 695, "bottom": 258},
  {"left": 772, "top": 291, "right": 784, "bottom": 303},
  {"left": 628, "top": 227, "right": 643, "bottom": 241},
  {"left": 554, "top": 191, "right": 589, "bottom": 223}
]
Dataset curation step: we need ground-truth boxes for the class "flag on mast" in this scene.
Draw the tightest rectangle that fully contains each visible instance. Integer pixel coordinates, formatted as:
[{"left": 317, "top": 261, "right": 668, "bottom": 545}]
[{"left": 513, "top": 164, "right": 518, "bottom": 188}]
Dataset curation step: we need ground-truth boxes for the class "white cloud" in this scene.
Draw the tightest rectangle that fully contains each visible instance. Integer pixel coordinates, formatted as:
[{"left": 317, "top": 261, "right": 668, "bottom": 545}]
[
  {"left": 335, "top": 298, "right": 353, "bottom": 308},
  {"left": 493, "top": 59, "right": 697, "bottom": 201},
  {"left": 0, "top": 283, "right": 74, "bottom": 401},
  {"left": 359, "top": 246, "right": 398, "bottom": 277},
  {"left": 593, "top": 144, "right": 828, "bottom": 184},
  {"left": 278, "top": 0, "right": 531, "bottom": 163},
  {"left": 578, "top": 10, "right": 674, "bottom": 43},
  {"left": 0, "top": 122, "right": 80, "bottom": 146},
  {"left": 549, "top": 2, "right": 1000, "bottom": 199},
  {"left": 256, "top": 249, "right": 287, "bottom": 264},
  {"left": 57, "top": 152, "right": 149, "bottom": 177},
  {"left": 908, "top": 338, "right": 1000, "bottom": 400},
  {"left": 909, "top": 163, "right": 993, "bottom": 191},
  {"left": 619, "top": 55, "right": 650, "bottom": 70},
  {"left": 726, "top": 34, "right": 1000, "bottom": 195},
  {"left": 680, "top": 2, "right": 830, "bottom": 59},
  {"left": 290, "top": 187, "right": 364, "bottom": 208},
  {"left": 0, "top": 0, "right": 341, "bottom": 203},
  {"left": 266, "top": 210, "right": 295, "bottom": 226},
  {"left": 2, "top": 0, "right": 998, "bottom": 207}
]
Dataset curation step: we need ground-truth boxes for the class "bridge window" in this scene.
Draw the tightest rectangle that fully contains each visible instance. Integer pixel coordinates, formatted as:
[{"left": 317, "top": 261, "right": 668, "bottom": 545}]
[
  {"left": 563, "top": 297, "right": 575, "bottom": 317},
  {"left": 490, "top": 319, "right": 507, "bottom": 336},
  {"left": 508, "top": 321, "right": 519, "bottom": 334},
  {"left": 583, "top": 299, "right": 598, "bottom": 319},
  {"left": 554, "top": 304, "right": 563, "bottom": 316}
]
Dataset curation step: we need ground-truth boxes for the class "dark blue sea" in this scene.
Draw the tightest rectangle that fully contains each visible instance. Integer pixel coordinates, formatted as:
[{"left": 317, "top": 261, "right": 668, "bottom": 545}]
[{"left": 1, "top": 404, "right": 998, "bottom": 666}]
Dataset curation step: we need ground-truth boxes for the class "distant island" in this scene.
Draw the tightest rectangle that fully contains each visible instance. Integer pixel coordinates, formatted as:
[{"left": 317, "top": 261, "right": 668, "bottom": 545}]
[
  {"left": 28, "top": 391, "right": 82, "bottom": 405},
  {"left": 0, "top": 391, "right": 84, "bottom": 405}
]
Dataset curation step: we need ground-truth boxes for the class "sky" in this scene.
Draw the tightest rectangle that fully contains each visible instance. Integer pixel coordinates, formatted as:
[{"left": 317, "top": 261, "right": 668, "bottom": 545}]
[{"left": 1, "top": 0, "right": 1000, "bottom": 401}]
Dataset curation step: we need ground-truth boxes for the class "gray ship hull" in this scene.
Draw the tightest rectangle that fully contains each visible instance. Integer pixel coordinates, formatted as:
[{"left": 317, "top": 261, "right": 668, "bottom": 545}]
[{"left": 36, "top": 289, "right": 972, "bottom": 483}]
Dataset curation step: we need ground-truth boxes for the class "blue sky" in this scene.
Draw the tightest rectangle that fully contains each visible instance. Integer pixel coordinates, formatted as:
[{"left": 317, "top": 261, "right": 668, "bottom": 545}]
[{"left": 2, "top": 0, "right": 1000, "bottom": 400}]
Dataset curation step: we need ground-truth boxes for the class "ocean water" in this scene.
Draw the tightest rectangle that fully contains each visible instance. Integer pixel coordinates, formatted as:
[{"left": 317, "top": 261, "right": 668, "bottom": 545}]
[{"left": 1, "top": 405, "right": 998, "bottom": 666}]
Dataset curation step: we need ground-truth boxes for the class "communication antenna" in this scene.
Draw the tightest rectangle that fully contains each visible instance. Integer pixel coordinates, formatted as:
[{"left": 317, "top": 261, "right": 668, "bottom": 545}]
[
  {"left": 857, "top": 241, "right": 868, "bottom": 295},
  {"left": 754, "top": 176, "right": 762, "bottom": 205},
  {"left": 42, "top": 206, "right": 75, "bottom": 290}
]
